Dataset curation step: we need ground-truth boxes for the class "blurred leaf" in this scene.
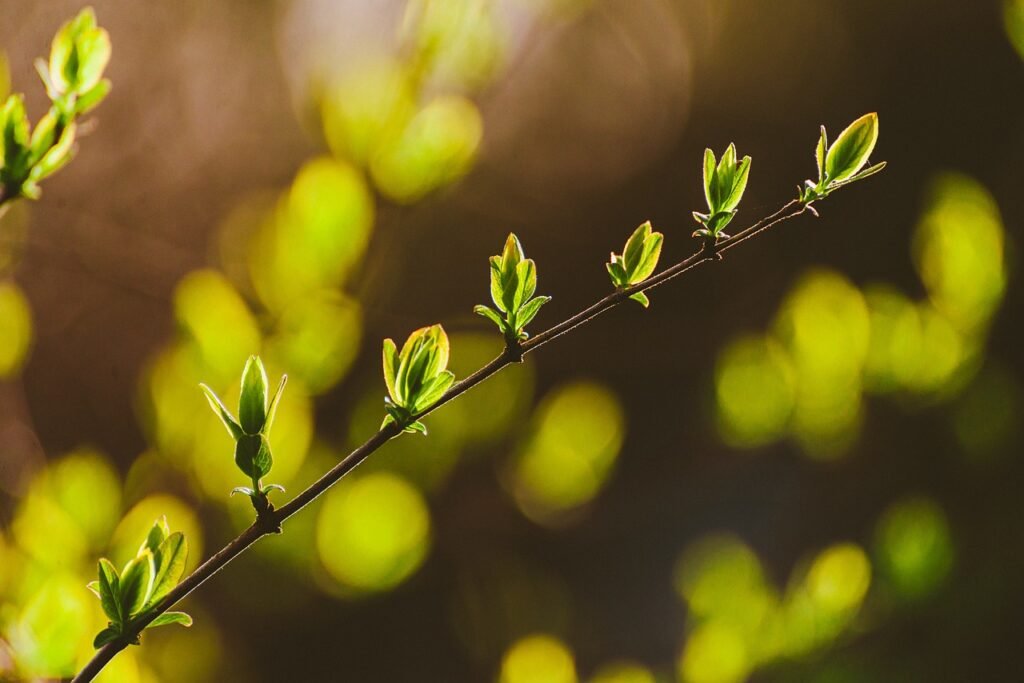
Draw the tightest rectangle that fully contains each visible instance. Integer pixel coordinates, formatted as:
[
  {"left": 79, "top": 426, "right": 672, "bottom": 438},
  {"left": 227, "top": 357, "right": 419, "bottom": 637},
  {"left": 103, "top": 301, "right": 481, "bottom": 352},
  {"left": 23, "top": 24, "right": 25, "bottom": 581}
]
[
  {"left": 679, "top": 621, "right": 750, "bottom": 683},
  {"left": 715, "top": 335, "right": 795, "bottom": 448},
  {"left": 174, "top": 270, "right": 261, "bottom": 379},
  {"left": 589, "top": 662, "right": 656, "bottom": 683},
  {"left": 315, "top": 472, "right": 431, "bottom": 594},
  {"left": 250, "top": 158, "right": 374, "bottom": 311},
  {"left": 0, "top": 52, "right": 9, "bottom": 100},
  {"left": 76, "top": 77, "right": 111, "bottom": 114},
  {"left": 370, "top": 95, "right": 482, "bottom": 203},
  {"left": 874, "top": 496, "right": 953, "bottom": 600},
  {"left": 321, "top": 61, "right": 416, "bottom": 166},
  {"left": 1006, "top": 0, "right": 1024, "bottom": 60},
  {"left": 499, "top": 634, "right": 577, "bottom": 683},
  {"left": 9, "top": 575, "right": 92, "bottom": 676},
  {"left": 402, "top": 0, "right": 505, "bottom": 90},
  {"left": 509, "top": 382, "right": 625, "bottom": 525},
  {"left": 913, "top": 173, "right": 1006, "bottom": 334},
  {"left": 263, "top": 291, "right": 360, "bottom": 395},
  {"left": 48, "top": 448, "right": 121, "bottom": 547}
]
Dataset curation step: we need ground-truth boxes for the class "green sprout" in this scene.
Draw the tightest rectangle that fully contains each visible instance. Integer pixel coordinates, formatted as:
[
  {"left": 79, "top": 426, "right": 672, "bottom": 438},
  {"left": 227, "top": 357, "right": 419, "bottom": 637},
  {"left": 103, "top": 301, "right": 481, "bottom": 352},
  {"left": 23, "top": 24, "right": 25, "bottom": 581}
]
[
  {"left": 800, "top": 112, "right": 886, "bottom": 203},
  {"left": 88, "top": 517, "right": 191, "bottom": 648},
  {"left": 201, "top": 356, "right": 288, "bottom": 511},
  {"left": 0, "top": 7, "right": 111, "bottom": 202},
  {"left": 382, "top": 324, "right": 456, "bottom": 435},
  {"left": 693, "top": 143, "right": 752, "bottom": 240},
  {"left": 474, "top": 233, "right": 551, "bottom": 345},
  {"left": 607, "top": 221, "right": 664, "bottom": 308}
]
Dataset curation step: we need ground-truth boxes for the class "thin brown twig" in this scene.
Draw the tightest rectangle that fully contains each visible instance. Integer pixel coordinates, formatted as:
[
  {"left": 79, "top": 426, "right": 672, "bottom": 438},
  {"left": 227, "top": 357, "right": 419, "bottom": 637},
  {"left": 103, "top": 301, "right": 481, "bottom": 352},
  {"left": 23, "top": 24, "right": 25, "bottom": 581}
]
[{"left": 71, "top": 197, "right": 813, "bottom": 682}]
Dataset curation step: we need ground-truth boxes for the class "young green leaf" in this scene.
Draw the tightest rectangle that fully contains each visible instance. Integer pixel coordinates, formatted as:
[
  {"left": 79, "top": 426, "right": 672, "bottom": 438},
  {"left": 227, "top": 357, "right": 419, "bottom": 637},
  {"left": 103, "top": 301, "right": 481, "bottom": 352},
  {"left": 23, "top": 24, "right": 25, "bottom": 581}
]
[
  {"left": 93, "top": 626, "right": 120, "bottom": 648},
  {"left": 412, "top": 370, "right": 455, "bottom": 413},
  {"left": 825, "top": 112, "right": 879, "bottom": 183},
  {"left": 815, "top": 125, "right": 827, "bottom": 183},
  {"left": 631, "top": 231, "right": 663, "bottom": 283},
  {"left": 140, "top": 517, "right": 170, "bottom": 556},
  {"left": 149, "top": 531, "right": 187, "bottom": 606},
  {"left": 629, "top": 292, "right": 650, "bottom": 308},
  {"left": 119, "top": 550, "right": 155, "bottom": 619},
  {"left": 75, "top": 24, "right": 111, "bottom": 93},
  {"left": 720, "top": 156, "right": 751, "bottom": 213},
  {"left": 607, "top": 221, "right": 664, "bottom": 304},
  {"left": 694, "top": 144, "right": 752, "bottom": 238},
  {"left": 97, "top": 558, "right": 121, "bottom": 624},
  {"left": 702, "top": 148, "right": 716, "bottom": 210},
  {"left": 147, "top": 612, "right": 193, "bottom": 629},
  {"left": 622, "top": 222, "right": 649, "bottom": 275},
  {"left": 488, "top": 256, "right": 507, "bottom": 313},
  {"left": 513, "top": 259, "right": 537, "bottom": 312},
  {"left": 515, "top": 295, "right": 550, "bottom": 330},
  {"left": 30, "top": 122, "right": 76, "bottom": 181},
  {"left": 606, "top": 259, "right": 627, "bottom": 286},
  {"left": 75, "top": 78, "right": 110, "bottom": 114},
  {"left": 474, "top": 304, "right": 507, "bottom": 333},
  {"left": 382, "top": 324, "right": 454, "bottom": 431},
  {"left": 200, "top": 384, "right": 244, "bottom": 441},
  {"left": 239, "top": 355, "right": 269, "bottom": 434},
  {"left": 234, "top": 434, "right": 272, "bottom": 481},
  {"left": 382, "top": 338, "right": 400, "bottom": 402},
  {"left": 264, "top": 374, "right": 288, "bottom": 436}
]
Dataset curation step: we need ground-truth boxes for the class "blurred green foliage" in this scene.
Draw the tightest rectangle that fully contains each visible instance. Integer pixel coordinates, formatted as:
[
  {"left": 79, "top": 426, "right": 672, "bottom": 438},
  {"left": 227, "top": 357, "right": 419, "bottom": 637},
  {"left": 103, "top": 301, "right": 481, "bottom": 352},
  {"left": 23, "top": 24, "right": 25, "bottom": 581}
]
[
  {"left": 1005, "top": 0, "right": 1024, "bottom": 60},
  {"left": 674, "top": 536, "right": 874, "bottom": 683},
  {"left": 874, "top": 496, "right": 953, "bottom": 602},
  {"left": 499, "top": 633, "right": 577, "bottom": 683},
  {"left": 716, "top": 174, "right": 1008, "bottom": 458},
  {"left": 0, "top": 450, "right": 205, "bottom": 679},
  {"left": 506, "top": 382, "right": 625, "bottom": 526},
  {"left": 315, "top": 472, "right": 431, "bottom": 595},
  {"left": 0, "top": 280, "right": 32, "bottom": 377}
]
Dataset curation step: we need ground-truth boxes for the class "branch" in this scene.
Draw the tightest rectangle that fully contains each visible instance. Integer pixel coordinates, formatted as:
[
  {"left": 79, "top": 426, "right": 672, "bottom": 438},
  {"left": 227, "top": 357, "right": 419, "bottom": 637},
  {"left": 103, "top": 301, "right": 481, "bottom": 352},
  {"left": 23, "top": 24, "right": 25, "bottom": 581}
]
[{"left": 71, "top": 198, "right": 813, "bottom": 682}]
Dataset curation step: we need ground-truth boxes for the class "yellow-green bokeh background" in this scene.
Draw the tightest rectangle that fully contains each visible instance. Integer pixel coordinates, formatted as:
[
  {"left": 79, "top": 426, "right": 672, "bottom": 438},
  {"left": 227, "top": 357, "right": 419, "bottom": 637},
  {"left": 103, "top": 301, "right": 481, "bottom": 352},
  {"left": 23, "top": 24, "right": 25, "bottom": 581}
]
[{"left": 0, "top": 0, "right": 1020, "bottom": 681}]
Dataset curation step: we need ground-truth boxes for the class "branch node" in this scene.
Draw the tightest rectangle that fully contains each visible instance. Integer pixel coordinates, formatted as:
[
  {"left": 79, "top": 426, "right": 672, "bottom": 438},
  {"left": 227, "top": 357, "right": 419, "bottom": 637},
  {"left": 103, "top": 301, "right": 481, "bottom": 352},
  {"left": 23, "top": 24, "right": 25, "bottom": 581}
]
[
  {"left": 504, "top": 340, "right": 525, "bottom": 363},
  {"left": 701, "top": 236, "right": 723, "bottom": 261},
  {"left": 253, "top": 498, "right": 283, "bottom": 534}
]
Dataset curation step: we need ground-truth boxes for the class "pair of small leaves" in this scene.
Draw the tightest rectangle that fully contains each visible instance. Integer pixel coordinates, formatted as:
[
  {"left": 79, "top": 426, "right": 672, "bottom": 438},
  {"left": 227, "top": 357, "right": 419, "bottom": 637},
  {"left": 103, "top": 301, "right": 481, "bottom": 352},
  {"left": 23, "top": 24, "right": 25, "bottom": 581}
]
[
  {"left": 201, "top": 355, "right": 287, "bottom": 500},
  {"left": 801, "top": 112, "right": 886, "bottom": 202},
  {"left": 0, "top": 8, "right": 110, "bottom": 203},
  {"left": 382, "top": 324, "right": 456, "bottom": 434},
  {"left": 474, "top": 233, "right": 551, "bottom": 343},
  {"left": 607, "top": 221, "right": 664, "bottom": 308},
  {"left": 693, "top": 143, "right": 752, "bottom": 239},
  {"left": 35, "top": 7, "right": 112, "bottom": 116},
  {"left": 88, "top": 517, "right": 192, "bottom": 648}
]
